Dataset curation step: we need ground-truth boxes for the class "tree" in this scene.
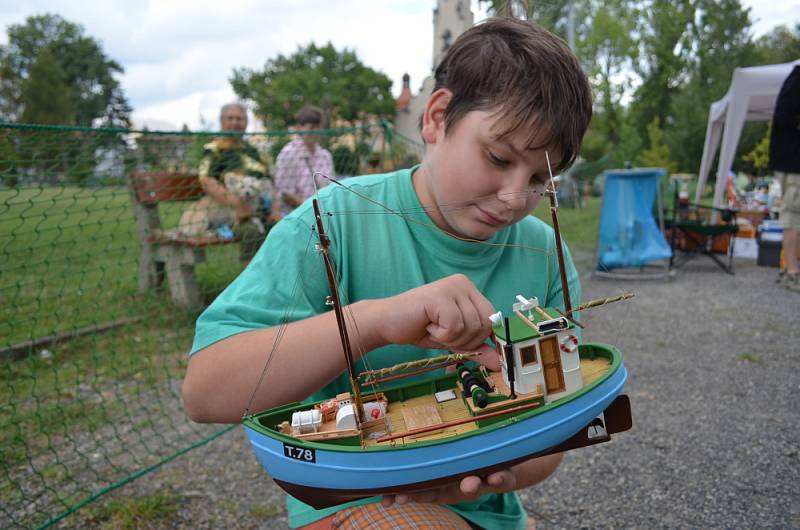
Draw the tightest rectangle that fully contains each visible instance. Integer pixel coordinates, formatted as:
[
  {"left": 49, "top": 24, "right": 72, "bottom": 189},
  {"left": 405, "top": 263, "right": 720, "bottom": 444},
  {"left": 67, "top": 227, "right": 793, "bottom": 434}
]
[
  {"left": 480, "top": 0, "right": 571, "bottom": 33},
  {"left": 579, "top": 0, "right": 639, "bottom": 148},
  {"left": 664, "top": 0, "right": 759, "bottom": 173},
  {"left": 754, "top": 23, "right": 800, "bottom": 64},
  {"left": 629, "top": 0, "right": 694, "bottom": 143},
  {"left": 0, "top": 14, "right": 130, "bottom": 127},
  {"left": 230, "top": 43, "right": 395, "bottom": 130},
  {"left": 19, "top": 47, "right": 74, "bottom": 125},
  {"left": 742, "top": 122, "right": 771, "bottom": 175},
  {"left": 637, "top": 117, "right": 678, "bottom": 173}
]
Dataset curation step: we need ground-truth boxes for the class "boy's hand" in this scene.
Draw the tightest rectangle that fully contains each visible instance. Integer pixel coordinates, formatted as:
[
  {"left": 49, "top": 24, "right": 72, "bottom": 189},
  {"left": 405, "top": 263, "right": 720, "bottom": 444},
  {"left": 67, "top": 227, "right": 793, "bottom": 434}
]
[
  {"left": 379, "top": 274, "right": 496, "bottom": 354},
  {"left": 380, "top": 469, "right": 516, "bottom": 507}
]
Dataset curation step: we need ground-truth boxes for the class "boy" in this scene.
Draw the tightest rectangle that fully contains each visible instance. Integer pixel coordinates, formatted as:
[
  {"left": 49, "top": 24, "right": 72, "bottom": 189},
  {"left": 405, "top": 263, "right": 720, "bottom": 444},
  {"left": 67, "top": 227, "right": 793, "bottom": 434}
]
[
  {"left": 183, "top": 17, "right": 592, "bottom": 529},
  {"left": 273, "top": 105, "right": 336, "bottom": 219}
]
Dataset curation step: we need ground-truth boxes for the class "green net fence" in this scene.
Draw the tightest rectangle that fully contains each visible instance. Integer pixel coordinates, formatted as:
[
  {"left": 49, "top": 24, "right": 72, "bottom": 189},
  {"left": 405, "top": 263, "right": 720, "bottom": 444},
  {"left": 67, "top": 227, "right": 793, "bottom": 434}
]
[{"left": 0, "top": 121, "right": 423, "bottom": 529}]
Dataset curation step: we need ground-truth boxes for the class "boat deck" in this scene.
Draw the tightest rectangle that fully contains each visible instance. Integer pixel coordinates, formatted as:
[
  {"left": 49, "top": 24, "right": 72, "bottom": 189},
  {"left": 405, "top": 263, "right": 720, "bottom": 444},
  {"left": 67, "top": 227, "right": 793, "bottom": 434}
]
[
  {"left": 581, "top": 357, "right": 611, "bottom": 386},
  {"left": 361, "top": 357, "right": 612, "bottom": 447},
  {"left": 362, "top": 385, "right": 478, "bottom": 446}
]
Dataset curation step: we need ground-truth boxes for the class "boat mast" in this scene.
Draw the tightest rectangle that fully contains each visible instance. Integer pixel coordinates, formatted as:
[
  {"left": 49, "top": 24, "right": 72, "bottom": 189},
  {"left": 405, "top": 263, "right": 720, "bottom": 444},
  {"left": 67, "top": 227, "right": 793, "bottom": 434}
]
[
  {"left": 312, "top": 199, "right": 365, "bottom": 422},
  {"left": 546, "top": 156, "right": 573, "bottom": 315}
]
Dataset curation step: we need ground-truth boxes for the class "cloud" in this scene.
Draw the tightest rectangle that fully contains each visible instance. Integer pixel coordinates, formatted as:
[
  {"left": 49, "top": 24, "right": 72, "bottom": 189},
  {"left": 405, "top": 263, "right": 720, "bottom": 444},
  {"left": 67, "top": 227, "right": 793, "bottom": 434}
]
[
  {"left": 132, "top": 86, "right": 236, "bottom": 131},
  {"left": 747, "top": 2, "right": 800, "bottom": 37},
  {"left": 120, "top": 0, "right": 444, "bottom": 130},
  {"left": 2, "top": 0, "right": 792, "bottom": 130}
]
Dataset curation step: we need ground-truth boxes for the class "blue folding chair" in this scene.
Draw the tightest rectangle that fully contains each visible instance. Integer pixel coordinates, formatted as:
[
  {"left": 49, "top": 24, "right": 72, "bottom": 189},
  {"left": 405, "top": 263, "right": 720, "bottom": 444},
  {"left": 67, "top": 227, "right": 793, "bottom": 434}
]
[{"left": 592, "top": 168, "right": 673, "bottom": 280}]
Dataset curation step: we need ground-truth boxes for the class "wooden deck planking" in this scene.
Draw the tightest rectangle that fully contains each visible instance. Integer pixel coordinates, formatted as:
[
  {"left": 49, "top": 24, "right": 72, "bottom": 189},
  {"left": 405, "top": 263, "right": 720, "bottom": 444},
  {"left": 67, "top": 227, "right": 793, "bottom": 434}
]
[
  {"left": 580, "top": 358, "right": 611, "bottom": 386},
  {"left": 362, "top": 386, "right": 477, "bottom": 446},
  {"left": 361, "top": 357, "right": 611, "bottom": 447}
]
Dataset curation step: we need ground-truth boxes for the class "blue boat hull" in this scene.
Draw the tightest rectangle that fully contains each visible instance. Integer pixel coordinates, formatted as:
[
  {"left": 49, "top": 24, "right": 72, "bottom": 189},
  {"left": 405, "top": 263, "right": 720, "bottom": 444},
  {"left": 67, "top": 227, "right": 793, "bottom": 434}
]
[{"left": 244, "top": 348, "right": 628, "bottom": 508}]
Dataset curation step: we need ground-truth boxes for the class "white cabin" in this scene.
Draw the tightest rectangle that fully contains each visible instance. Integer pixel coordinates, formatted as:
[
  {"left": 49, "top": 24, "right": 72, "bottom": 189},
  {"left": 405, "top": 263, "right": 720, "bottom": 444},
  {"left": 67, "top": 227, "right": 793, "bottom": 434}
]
[{"left": 491, "top": 298, "right": 583, "bottom": 403}]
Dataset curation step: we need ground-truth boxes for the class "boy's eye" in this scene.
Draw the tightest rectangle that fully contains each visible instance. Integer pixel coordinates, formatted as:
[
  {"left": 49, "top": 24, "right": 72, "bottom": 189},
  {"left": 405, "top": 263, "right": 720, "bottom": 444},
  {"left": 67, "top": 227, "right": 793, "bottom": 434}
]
[
  {"left": 487, "top": 151, "right": 509, "bottom": 167},
  {"left": 530, "top": 175, "right": 547, "bottom": 187}
]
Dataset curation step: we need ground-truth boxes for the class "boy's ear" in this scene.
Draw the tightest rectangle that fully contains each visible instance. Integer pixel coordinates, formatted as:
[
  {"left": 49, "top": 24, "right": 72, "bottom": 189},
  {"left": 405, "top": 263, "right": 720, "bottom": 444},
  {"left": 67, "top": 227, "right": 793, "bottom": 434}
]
[{"left": 421, "top": 89, "right": 452, "bottom": 144}]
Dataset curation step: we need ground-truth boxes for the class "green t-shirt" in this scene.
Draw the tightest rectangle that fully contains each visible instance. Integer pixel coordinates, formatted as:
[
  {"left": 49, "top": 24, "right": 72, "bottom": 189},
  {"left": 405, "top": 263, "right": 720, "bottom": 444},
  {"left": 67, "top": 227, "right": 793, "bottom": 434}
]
[{"left": 191, "top": 167, "right": 580, "bottom": 530}]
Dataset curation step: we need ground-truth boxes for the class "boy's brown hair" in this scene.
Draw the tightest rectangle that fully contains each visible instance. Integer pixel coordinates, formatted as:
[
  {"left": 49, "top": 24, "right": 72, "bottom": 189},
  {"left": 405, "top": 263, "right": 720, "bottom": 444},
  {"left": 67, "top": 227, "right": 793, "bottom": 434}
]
[
  {"left": 432, "top": 17, "right": 592, "bottom": 173},
  {"left": 295, "top": 105, "right": 325, "bottom": 127}
]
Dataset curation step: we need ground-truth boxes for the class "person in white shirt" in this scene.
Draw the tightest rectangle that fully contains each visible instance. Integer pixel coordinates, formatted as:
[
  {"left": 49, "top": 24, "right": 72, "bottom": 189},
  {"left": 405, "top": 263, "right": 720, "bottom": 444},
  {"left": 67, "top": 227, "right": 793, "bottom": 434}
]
[{"left": 273, "top": 105, "right": 335, "bottom": 219}]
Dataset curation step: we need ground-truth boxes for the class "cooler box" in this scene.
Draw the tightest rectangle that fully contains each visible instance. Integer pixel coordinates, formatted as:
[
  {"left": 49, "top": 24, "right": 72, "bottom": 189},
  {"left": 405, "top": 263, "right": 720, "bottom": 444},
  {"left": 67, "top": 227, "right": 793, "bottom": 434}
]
[
  {"left": 757, "top": 220, "right": 783, "bottom": 267},
  {"left": 757, "top": 235, "right": 782, "bottom": 267}
]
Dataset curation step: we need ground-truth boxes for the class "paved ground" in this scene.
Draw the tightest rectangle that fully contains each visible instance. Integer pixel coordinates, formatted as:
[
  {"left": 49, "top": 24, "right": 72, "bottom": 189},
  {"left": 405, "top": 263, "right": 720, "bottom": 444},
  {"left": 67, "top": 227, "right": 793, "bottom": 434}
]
[
  {"left": 65, "top": 258, "right": 799, "bottom": 529},
  {"left": 526, "top": 258, "right": 799, "bottom": 529}
]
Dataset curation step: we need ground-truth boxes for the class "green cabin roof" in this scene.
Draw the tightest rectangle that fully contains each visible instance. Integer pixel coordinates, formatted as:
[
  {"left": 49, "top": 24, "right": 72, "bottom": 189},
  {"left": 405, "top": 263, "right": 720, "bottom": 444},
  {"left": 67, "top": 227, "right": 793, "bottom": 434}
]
[{"left": 491, "top": 307, "right": 572, "bottom": 342}]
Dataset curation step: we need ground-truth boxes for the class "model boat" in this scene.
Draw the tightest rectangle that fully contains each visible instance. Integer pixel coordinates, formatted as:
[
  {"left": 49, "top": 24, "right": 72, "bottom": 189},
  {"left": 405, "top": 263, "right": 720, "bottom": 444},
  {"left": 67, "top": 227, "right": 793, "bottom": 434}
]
[{"left": 242, "top": 178, "right": 633, "bottom": 509}]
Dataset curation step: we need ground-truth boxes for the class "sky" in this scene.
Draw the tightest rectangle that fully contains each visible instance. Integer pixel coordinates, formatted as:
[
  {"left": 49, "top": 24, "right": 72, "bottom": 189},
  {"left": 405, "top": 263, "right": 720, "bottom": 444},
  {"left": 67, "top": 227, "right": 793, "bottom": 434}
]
[{"left": 1, "top": 0, "right": 797, "bottom": 132}]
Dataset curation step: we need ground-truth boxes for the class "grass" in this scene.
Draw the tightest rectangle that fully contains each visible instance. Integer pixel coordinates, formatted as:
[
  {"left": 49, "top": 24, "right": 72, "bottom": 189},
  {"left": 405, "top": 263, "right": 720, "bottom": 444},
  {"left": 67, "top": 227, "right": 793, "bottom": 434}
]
[
  {"left": 0, "top": 183, "right": 603, "bottom": 528},
  {"left": 249, "top": 503, "right": 282, "bottom": 518},
  {"left": 1, "top": 185, "right": 241, "bottom": 529},
  {"left": 0, "top": 186, "right": 241, "bottom": 346},
  {"left": 736, "top": 352, "right": 764, "bottom": 364},
  {"left": 1, "top": 185, "right": 601, "bottom": 350},
  {"left": 533, "top": 195, "right": 602, "bottom": 252},
  {"left": 0, "top": 317, "right": 196, "bottom": 466},
  {"left": 85, "top": 492, "right": 183, "bottom": 529}
]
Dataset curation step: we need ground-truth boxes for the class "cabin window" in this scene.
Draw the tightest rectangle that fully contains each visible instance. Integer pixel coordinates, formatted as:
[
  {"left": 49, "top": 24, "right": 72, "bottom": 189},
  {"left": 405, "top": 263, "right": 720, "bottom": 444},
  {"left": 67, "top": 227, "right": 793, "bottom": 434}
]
[{"left": 520, "top": 345, "right": 538, "bottom": 366}]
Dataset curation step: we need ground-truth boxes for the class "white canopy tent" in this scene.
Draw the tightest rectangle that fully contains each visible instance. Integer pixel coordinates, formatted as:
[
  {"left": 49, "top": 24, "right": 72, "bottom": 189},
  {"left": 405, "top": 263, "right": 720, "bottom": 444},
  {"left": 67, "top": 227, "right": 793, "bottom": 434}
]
[{"left": 696, "top": 59, "right": 800, "bottom": 207}]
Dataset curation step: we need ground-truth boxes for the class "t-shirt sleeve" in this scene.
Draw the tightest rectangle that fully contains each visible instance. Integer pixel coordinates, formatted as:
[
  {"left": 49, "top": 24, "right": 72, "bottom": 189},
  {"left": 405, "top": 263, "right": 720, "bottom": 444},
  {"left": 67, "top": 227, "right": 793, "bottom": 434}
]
[{"left": 190, "top": 209, "right": 330, "bottom": 354}]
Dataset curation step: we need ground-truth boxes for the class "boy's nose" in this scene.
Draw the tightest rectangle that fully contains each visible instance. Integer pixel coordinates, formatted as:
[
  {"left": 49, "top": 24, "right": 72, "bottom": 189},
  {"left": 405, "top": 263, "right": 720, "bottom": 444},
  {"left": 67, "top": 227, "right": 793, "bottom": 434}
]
[{"left": 497, "top": 180, "right": 530, "bottom": 211}]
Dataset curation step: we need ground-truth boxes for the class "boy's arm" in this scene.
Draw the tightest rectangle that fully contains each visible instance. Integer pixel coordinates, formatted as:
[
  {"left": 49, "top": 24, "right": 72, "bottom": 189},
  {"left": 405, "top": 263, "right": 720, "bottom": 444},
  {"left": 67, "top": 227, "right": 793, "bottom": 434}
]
[
  {"left": 182, "top": 274, "right": 500, "bottom": 424},
  {"left": 183, "top": 298, "right": 383, "bottom": 423}
]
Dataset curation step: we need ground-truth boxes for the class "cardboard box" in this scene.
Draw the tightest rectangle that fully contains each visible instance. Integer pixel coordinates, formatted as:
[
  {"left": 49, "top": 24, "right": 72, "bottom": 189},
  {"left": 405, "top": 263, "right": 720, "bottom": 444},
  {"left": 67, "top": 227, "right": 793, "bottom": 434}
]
[{"left": 733, "top": 238, "right": 758, "bottom": 259}]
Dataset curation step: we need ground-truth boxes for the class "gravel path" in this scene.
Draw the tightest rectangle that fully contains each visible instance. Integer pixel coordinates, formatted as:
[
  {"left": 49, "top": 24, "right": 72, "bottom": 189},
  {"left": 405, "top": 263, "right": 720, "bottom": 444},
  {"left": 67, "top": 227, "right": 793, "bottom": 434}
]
[{"left": 63, "top": 258, "right": 799, "bottom": 529}]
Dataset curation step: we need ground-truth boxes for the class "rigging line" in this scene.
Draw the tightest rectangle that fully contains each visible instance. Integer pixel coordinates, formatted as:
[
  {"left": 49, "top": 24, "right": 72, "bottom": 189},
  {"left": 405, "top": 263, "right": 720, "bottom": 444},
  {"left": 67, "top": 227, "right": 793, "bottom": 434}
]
[
  {"left": 306, "top": 169, "right": 544, "bottom": 215},
  {"left": 320, "top": 175, "right": 552, "bottom": 255},
  {"left": 243, "top": 228, "right": 316, "bottom": 417},
  {"left": 324, "top": 188, "right": 547, "bottom": 217},
  {"left": 343, "top": 306, "right": 391, "bottom": 434},
  {"left": 327, "top": 255, "right": 388, "bottom": 430},
  {"left": 311, "top": 187, "right": 380, "bottom": 393},
  {"left": 309, "top": 167, "right": 321, "bottom": 198},
  {"left": 336, "top": 278, "right": 381, "bottom": 396}
]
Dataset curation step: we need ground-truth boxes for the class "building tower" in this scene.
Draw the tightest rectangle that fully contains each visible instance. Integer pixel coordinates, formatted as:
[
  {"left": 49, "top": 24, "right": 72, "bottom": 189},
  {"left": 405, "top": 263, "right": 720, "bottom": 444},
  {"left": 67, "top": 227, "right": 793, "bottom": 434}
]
[{"left": 394, "top": 0, "right": 474, "bottom": 143}]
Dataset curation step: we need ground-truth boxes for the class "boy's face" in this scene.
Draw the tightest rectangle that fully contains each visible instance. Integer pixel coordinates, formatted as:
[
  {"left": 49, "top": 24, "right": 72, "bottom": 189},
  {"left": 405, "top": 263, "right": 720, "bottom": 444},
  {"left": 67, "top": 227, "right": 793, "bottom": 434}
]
[
  {"left": 415, "top": 96, "right": 558, "bottom": 241},
  {"left": 296, "top": 122, "right": 321, "bottom": 148}
]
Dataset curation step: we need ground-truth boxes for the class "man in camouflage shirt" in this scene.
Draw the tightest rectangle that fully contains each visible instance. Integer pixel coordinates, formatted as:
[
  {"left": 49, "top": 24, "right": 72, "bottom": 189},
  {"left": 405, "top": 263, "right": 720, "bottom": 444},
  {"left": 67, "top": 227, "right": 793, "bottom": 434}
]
[{"left": 198, "top": 103, "right": 273, "bottom": 265}]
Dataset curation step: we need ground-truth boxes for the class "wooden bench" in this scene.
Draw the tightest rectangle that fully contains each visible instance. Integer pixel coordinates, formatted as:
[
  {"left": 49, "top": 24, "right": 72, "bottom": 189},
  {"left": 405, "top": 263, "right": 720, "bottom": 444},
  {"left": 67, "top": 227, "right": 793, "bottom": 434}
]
[{"left": 129, "top": 171, "right": 239, "bottom": 309}]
